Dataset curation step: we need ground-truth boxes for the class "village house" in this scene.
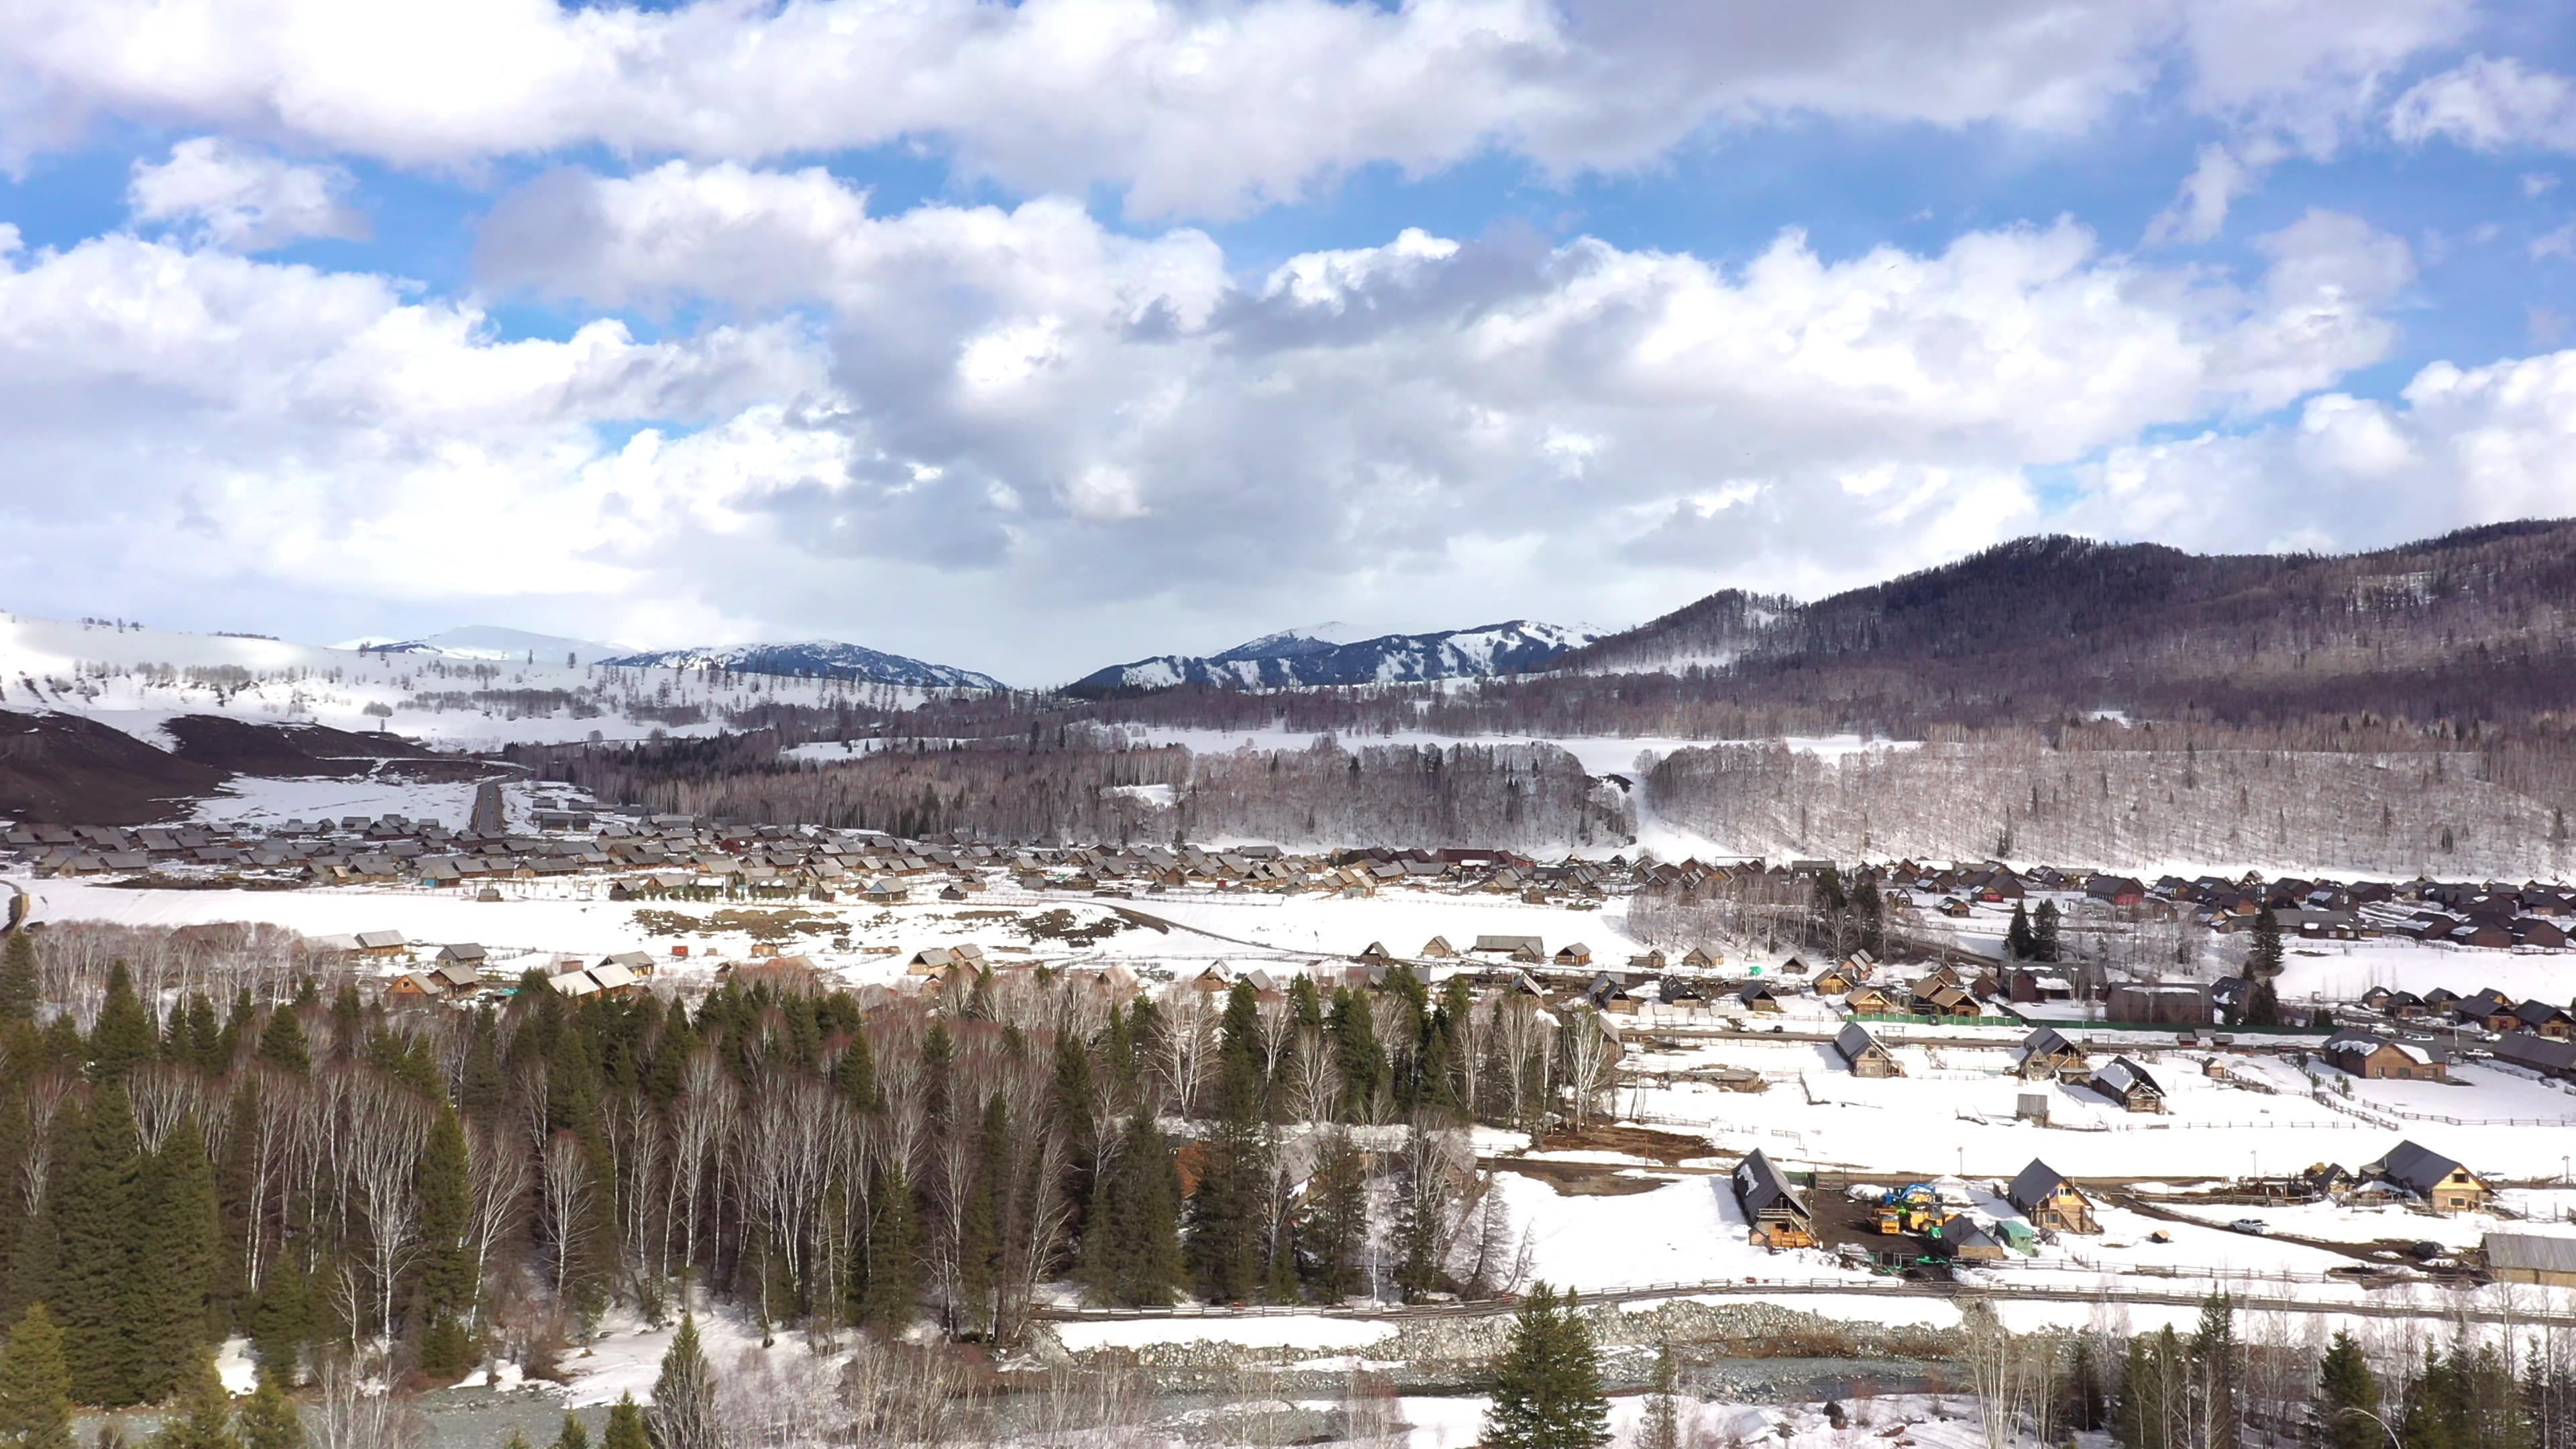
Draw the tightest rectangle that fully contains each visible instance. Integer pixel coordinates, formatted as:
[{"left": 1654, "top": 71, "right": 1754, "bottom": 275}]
[
  {"left": 2485, "top": 1233, "right": 2576, "bottom": 1287},
  {"left": 2006, "top": 1160, "right": 2100, "bottom": 1233},
  {"left": 1833, "top": 1021, "right": 1902, "bottom": 1077},
  {"left": 1731, "top": 1150, "right": 1814, "bottom": 1248},
  {"left": 2369, "top": 1140, "right": 2489, "bottom": 1214},
  {"left": 2323, "top": 1028, "right": 2451, "bottom": 1081},
  {"left": 2014, "top": 1026, "right": 2090, "bottom": 1083},
  {"left": 2090, "top": 1055, "right": 2165, "bottom": 1112}
]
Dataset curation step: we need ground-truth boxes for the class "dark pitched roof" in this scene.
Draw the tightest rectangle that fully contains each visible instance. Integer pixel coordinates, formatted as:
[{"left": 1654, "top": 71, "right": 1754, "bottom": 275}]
[
  {"left": 1731, "top": 1149, "right": 1805, "bottom": 1218},
  {"left": 2377, "top": 1140, "right": 2471, "bottom": 1195},
  {"left": 2006, "top": 1159, "right": 2075, "bottom": 1214}
]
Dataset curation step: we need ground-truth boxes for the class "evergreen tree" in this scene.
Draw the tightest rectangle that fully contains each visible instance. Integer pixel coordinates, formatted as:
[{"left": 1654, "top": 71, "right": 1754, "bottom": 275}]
[
  {"left": 53, "top": 1088, "right": 142, "bottom": 1407},
  {"left": 0, "top": 937, "right": 38, "bottom": 1025},
  {"left": 86, "top": 966, "right": 153, "bottom": 1085},
  {"left": 2032, "top": 900, "right": 2062, "bottom": 963},
  {"left": 129, "top": 1118, "right": 217, "bottom": 1404},
  {"left": 644, "top": 1316, "right": 718, "bottom": 1449},
  {"left": 2247, "top": 908, "right": 2286, "bottom": 978},
  {"left": 602, "top": 1397, "right": 648, "bottom": 1449},
  {"left": 1092, "top": 1112, "right": 1181, "bottom": 1307},
  {"left": 1640, "top": 1340, "right": 1682, "bottom": 1449},
  {"left": 2006, "top": 904, "right": 2036, "bottom": 961},
  {"left": 2245, "top": 975, "right": 2282, "bottom": 1028},
  {"left": 2189, "top": 1293, "right": 2242, "bottom": 1449},
  {"left": 0, "top": 1304, "right": 73, "bottom": 1449},
  {"left": 2317, "top": 1331, "right": 2383, "bottom": 1449},
  {"left": 252, "top": 1013, "right": 308, "bottom": 1079},
  {"left": 1482, "top": 1283, "right": 1609, "bottom": 1449},
  {"left": 861, "top": 1167, "right": 917, "bottom": 1333},
  {"left": 550, "top": 1415, "right": 590, "bottom": 1449},
  {"left": 233, "top": 1376, "right": 301, "bottom": 1449},
  {"left": 148, "top": 1360, "right": 235, "bottom": 1449},
  {"left": 413, "top": 1106, "right": 476, "bottom": 1378},
  {"left": 1298, "top": 1131, "right": 1365, "bottom": 1301},
  {"left": 1185, "top": 1020, "right": 1267, "bottom": 1305}
]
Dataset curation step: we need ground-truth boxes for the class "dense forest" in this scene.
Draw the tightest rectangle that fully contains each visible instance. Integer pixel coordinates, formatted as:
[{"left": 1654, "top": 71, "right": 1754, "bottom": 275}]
[
  {"left": 0, "top": 920, "right": 1607, "bottom": 1430},
  {"left": 521, "top": 735, "right": 1633, "bottom": 849}
]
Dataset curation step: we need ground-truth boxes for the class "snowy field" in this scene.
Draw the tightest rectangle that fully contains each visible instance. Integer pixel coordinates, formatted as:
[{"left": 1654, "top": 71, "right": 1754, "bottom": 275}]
[{"left": 0, "top": 612, "right": 943, "bottom": 752}]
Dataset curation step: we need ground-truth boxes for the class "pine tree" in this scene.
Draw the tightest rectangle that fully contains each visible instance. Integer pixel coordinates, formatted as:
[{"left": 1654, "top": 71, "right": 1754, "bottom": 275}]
[
  {"left": 253, "top": 1012, "right": 308, "bottom": 1079},
  {"left": 2188, "top": 1292, "right": 2241, "bottom": 1449},
  {"left": 54, "top": 1087, "right": 142, "bottom": 1407},
  {"left": 1185, "top": 1032, "right": 1267, "bottom": 1305},
  {"left": 413, "top": 1107, "right": 476, "bottom": 1379},
  {"left": 644, "top": 1316, "right": 718, "bottom": 1449},
  {"left": 148, "top": 1360, "right": 235, "bottom": 1449},
  {"left": 1640, "top": 1340, "right": 1682, "bottom": 1449},
  {"left": 551, "top": 1414, "right": 590, "bottom": 1449},
  {"left": 2007, "top": 904, "right": 2036, "bottom": 961},
  {"left": 87, "top": 965, "right": 154, "bottom": 1085},
  {"left": 2317, "top": 1330, "right": 2382, "bottom": 1449},
  {"left": 0, "top": 1303, "right": 73, "bottom": 1449},
  {"left": 0, "top": 936, "right": 38, "bottom": 1024},
  {"left": 233, "top": 1375, "right": 301, "bottom": 1449},
  {"left": 1088, "top": 1112, "right": 1181, "bottom": 1308},
  {"left": 2033, "top": 900, "right": 2062, "bottom": 963},
  {"left": 129, "top": 1117, "right": 218, "bottom": 1404},
  {"left": 2247, "top": 908, "right": 2285, "bottom": 978},
  {"left": 862, "top": 1167, "right": 918, "bottom": 1333},
  {"left": 602, "top": 1397, "right": 648, "bottom": 1449},
  {"left": 1482, "top": 1283, "right": 1609, "bottom": 1449},
  {"left": 2245, "top": 975, "right": 2281, "bottom": 1028}
]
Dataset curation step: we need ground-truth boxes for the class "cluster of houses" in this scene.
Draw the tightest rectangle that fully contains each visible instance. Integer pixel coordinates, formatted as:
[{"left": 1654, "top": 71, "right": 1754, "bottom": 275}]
[
  {"left": 7, "top": 810, "right": 1658, "bottom": 908},
  {"left": 2346, "top": 985, "right": 2576, "bottom": 1081},
  {"left": 1735, "top": 1139, "right": 2496, "bottom": 1268}
]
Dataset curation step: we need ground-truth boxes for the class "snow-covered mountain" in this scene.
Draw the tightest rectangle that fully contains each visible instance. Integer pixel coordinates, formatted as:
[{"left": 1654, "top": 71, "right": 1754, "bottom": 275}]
[
  {"left": 596, "top": 641, "right": 1006, "bottom": 691},
  {"left": 336, "top": 625, "right": 629, "bottom": 663},
  {"left": 1069, "top": 621, "right": 1601, "bottom": 692}
]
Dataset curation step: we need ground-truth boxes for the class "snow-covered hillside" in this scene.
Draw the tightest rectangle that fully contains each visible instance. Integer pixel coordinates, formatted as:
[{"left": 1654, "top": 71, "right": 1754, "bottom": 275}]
[
  {"left": 0, "top": 612, "right": 943, "bottom": 753},
  {"left": 333, "top": 625, "right": 630, "bottom": 663},
  {"left": 1071, "top": 620, "right": 1601, "bottom": 692},
  {"left": 597, "top": 640, "right": 1006, "bottom": 690}
]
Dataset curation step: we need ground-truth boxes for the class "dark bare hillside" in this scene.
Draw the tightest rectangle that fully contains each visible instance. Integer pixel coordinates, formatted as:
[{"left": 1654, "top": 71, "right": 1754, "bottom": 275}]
[
  {"left": 0, "top": 711, "right": 229, "bottom": 824},
  {"left": 1561, "top": 520, "right": 2576, "bottom": 727}
]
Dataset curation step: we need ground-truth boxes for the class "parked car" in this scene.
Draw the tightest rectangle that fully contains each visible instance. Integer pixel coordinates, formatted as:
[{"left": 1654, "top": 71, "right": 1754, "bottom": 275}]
[
  {"left": 2227, "top": 1218, "right": 2270, "bottom": 1236},
  {"left": 2408, "top": 1240, "right": 2446, "bottom": 1261}
]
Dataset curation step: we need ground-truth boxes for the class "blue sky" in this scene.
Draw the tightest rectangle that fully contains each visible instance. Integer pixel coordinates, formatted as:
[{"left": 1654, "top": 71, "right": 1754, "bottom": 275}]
[{"left": 2, "top": 0, "right": 2575, "bottom": 685}]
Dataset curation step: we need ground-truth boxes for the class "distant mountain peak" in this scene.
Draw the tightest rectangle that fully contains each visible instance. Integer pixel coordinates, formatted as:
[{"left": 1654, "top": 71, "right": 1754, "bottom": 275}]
[{"left": 1071, "top": 619, "right": 1601, "bottom": 694}]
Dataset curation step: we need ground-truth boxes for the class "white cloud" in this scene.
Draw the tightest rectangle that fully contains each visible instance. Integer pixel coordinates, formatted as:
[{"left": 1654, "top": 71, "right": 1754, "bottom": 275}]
[
  {"left": 2147, "top": 142, "right": 2267, "bottom": 245},
  {"left": 447, "top": 162, "right": 2436, "bottom": 672},
  {"left": 0, "top": 232, "right": 833, "bottom": 629},
  {"left": 127, "top": 137, "right": 368, "bottom": 250},
  {"left": 0, "top": 153, "right": 2465, "bottom": 680},
  {"left": 2068, "top": 348, "right": 2576, "bottom": 555},
  {"left": 2390, "top": 55, "right": 2576, "bottom": 152},
  {"left": 0, "top": 0, "right": 2473, "bottom": 218}
]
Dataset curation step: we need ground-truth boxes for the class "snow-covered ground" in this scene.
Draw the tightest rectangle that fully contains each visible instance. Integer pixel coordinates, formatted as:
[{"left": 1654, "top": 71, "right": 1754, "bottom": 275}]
[
  {"left": 0, "top": 612, "right": 944, "bottom": 752},
  {"left": 1095, "top": 724, "right": 1920, "bottom": 781}
]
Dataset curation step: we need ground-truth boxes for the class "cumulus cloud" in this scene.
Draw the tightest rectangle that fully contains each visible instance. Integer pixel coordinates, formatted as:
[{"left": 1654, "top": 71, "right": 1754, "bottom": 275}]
[
  {"left": 0, "top": 0, "right": 2473, "bottom": 217},
  {"left": 2390, "top": 55, "right": 2576, "bottom": 152},
  {"left": 0, "top": 232, "right": 834, "bottom": 636},
  {"left": 442, "top": 162, "right": 2440, "bottom": 672},
  {"left": 127, "top": 137, "right": 368, "bottom": 250},
  {"left": 2066, "top": 349, "right": 2576, "bottom": 554}
]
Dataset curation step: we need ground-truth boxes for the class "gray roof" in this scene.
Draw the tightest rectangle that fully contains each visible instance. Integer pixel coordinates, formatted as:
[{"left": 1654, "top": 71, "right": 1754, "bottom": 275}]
[
  {"left": 2377, "top": 1140, "right": 2471, "bottom": 1195},
  {"left": 2094, "top": 1055, "right": 2163, "bottom": 1097},
  {"left": 1834, "top": 1021, "right": 1888, "bottom": 1064},
  {"left": 2485, "top": 1233, "right": 2576, "bottom": 1275},
  {"left": 2007, "top": 1159, "right": 2076, "bottom": 1214},
  {"left": 1731, "top": 1149, "right": 1806, "bottom": 1218}
]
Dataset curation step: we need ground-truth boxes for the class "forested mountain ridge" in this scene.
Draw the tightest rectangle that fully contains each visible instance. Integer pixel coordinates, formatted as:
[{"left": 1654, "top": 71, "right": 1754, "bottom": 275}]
[
  {"left": 1068, "top": 621, "right": 1601, "bottom": 694},
  {"left": 1560, "top": 520, "right": 2576, "bottom": 725}
]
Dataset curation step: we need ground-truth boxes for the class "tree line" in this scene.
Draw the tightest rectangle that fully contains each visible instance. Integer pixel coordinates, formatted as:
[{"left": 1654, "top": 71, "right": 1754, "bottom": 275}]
[{"left": 0, "top": 924, "right": 1630, "bottom": 1421}]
